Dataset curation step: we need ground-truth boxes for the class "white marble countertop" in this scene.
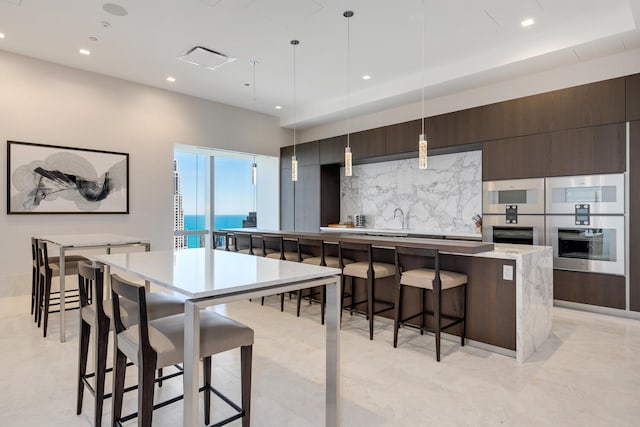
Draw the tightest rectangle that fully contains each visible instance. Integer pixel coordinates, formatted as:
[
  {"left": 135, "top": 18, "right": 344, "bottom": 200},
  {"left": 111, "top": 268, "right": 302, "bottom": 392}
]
[
  {"left": 319, "top": 227, "right": 482, "bottom": 239},
  {"left": 470, "top": 243, "right": 552, "bottom": 260}
]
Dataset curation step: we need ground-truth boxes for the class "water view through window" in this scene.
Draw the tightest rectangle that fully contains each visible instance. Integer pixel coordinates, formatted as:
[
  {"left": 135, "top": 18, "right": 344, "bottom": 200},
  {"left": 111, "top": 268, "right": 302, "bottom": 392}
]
[{"left": 174, "top": 151, "right": 256, "bottom": 249}]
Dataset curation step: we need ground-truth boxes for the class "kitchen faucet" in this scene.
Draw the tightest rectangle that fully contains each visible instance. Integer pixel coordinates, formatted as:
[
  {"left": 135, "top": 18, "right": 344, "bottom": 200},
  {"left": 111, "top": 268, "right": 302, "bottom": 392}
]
[{"left": 393, "top": 207, "right": 405, "bottom": 229}]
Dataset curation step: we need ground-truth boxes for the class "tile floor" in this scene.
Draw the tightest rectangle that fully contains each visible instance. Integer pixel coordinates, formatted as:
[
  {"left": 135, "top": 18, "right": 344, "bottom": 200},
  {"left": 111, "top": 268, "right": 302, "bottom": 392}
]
[{"left": 1, "top": 291, "right": 639, "bottom": 426}]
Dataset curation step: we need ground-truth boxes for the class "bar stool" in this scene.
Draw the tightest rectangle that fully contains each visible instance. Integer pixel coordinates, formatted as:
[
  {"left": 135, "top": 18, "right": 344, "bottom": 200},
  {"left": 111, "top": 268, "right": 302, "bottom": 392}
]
[
  {"left": 299, "top": 238, "right": 353, "bottom": 324},
  {"left": 76, "top": 261, "right": 185, "bottom": 427},
  {"left": 339, "top": 241, "right": 396, "bottom": 340},
  {"left": 110, "top": 274, "right": 253, "bottom": 427},
  {"left": 31, "top": 237, "right": 87, "bottom": 322},
  {"left": 262, "top": 234, "right": 299, "bottom": 311},
  {"left": 393, "top": 246, "right": 468, "bottom": 362},
  {"left": 35, "top": 240, "right": 91, "bottom": 336},
  {"left": 212, "top": 230, "right": 233, "bottom": 251},
  {"left": 234, "top": 233, "right": 253, "bottom": 254}
]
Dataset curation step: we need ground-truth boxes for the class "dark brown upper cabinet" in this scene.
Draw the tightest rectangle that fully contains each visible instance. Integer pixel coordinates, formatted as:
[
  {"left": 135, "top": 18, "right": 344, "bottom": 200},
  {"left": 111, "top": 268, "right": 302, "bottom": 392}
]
[
  {"left": 349, "top": 127, "right": 386, "bottom": 160},
  {"left": 482, "top": 133, "right": 550, "bottom": 180},
  {"left": 291, "top": 140, "right": 319, "bottom": 167},
  {"left": 319, "top": 135, "right": 347, "bottom": 165},
  {"left": 483, "top": 77, "right": 625, "bottom": 141},
  {"left": 627, "top": 73, "right": 640, "bottom": 121},
  {"left": 546, "top": 123, "right": 625, "bottom": 177},
  {"left": 426, "top": 106, "right": 485, "bottom": 148},
  {"left": 385, "top": 119, "right": 422, "bottom": 155}
]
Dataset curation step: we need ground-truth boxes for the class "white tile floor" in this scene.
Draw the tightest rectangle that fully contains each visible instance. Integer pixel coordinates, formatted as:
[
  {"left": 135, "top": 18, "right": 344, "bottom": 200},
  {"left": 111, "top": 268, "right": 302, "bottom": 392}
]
[{"left": 1, "top": 291, "right": 639, "bottom": 426}]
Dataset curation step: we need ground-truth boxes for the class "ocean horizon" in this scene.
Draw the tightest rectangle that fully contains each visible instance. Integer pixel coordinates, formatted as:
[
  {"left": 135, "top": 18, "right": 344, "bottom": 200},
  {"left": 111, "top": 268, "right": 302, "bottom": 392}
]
[{"left": 183, "top": 214, "right": 246, "bottom": 248}]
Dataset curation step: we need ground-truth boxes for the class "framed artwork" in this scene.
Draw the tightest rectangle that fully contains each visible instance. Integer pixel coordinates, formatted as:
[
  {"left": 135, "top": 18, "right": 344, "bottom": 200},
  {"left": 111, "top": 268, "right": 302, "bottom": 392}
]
[{"left": 7, "top": 140, "right": 129, "bottom": 214}]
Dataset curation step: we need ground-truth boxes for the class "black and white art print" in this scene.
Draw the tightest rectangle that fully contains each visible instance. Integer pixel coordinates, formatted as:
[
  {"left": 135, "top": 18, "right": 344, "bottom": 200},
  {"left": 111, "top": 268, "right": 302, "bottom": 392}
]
[{"left": 7, "top": 141, "right": 129, "bottom": 214}]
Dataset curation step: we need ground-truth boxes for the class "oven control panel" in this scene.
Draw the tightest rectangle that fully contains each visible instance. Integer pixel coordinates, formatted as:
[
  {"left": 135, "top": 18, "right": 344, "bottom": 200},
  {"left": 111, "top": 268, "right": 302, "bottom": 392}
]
[
  {"left": 575, "top": 204, "right": 590, "bottom": 225},
  {"left": 506, "top": 205, "right": 518, "bottom": 224}
]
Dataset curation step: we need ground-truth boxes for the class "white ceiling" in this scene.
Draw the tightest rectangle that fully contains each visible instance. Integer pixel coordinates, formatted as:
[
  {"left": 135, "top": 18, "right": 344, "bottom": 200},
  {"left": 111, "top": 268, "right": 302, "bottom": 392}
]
[{"left": 1, "top": 0, "right": 639, "bottom": 129}]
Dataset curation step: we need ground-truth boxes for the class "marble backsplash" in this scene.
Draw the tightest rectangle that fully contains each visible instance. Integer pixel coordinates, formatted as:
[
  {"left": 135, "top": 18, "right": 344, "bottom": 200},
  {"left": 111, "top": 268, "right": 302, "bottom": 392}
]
[{"left": 340, "top": 151, "right": 482, "bottom": 233}]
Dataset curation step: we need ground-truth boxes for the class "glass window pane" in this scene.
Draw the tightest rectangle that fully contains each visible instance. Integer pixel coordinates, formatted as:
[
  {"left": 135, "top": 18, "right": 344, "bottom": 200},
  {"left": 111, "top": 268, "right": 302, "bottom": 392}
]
[{"left": 214, "top": 157, "right": 256, "bottom": 230}]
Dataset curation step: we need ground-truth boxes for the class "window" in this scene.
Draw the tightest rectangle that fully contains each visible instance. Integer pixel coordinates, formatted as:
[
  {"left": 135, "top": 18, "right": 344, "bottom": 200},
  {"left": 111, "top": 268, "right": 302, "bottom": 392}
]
[{"left": 173, "top": 145, "right": 279, "bottom": 250}]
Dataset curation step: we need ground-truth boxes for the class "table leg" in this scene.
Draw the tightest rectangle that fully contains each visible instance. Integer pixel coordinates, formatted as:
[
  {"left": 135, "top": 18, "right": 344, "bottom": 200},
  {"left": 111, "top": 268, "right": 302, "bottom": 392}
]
[
  {"left": 59, "top": 247, "right": 66, "bottom": 343},
  {"left": 184, "top": 300, "right": 200, "bottom": 427},
  {"left": 325, "top": 276, "right": 341, "bottom": 426}
]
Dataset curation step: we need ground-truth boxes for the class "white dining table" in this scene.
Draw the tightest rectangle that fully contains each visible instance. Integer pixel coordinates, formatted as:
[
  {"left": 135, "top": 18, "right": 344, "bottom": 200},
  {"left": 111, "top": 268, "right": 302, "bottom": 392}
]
[
  {"left": 36, "top": 233, "right": 151, "bottom": 342},
  {"left": 92, "top": 248, "right": 342, "bottom": 427}
]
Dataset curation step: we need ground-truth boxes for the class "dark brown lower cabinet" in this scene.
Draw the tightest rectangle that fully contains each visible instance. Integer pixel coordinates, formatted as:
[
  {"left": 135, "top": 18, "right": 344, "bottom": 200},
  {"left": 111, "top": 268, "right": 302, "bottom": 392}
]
[
  {"left": 347, "top": 254, "right": 516, "bottom": 351},
  {"left": 554, "top": 270, "right": 625, "bottom": 309}
]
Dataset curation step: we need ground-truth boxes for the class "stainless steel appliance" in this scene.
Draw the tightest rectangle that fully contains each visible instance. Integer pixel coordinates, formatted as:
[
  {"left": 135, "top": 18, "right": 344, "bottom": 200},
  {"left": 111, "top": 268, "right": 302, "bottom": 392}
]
[
  {"left": 483, "top": 178, "right": 545, "bottom": 245},
  {"left": 483, "top": 215, "right": 545, "bottom": 245},
  {"left": 546, "top": 173, "right": 624, "bottom": 215},
  {"left": 546, "top": 215, "right": 624, "bottom": 275},
  {"left": 483, "top": 178, "right": 545, "bottom": 215}
]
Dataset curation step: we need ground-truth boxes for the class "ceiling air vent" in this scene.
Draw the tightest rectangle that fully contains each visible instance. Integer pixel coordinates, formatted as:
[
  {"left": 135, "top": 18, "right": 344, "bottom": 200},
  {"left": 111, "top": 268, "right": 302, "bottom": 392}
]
[{"left": 178, "top": 46, "right": 236, "bottom": 70}]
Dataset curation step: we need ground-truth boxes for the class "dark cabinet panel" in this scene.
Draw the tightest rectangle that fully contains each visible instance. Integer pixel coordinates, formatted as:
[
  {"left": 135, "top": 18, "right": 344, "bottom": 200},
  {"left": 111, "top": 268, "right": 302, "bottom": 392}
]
[
  {"left": 443, "top": 255, "right": 516, "bottom": 350},
  {"left": 627, "top": 74, "right": 640, "bottom": 121},
  {"left": 385, "top": 119, "right": 422, "bottom": 155},
  {"left": 426, "top": 106, "right": 485, "bottom": 148},
  {"left": 294, "top": 165, "right": 321, "bottom": 232},
  {"left": 547, "top": 123, "right": 625, "bottom": 176},
  {"left": 630, "top": 121, "right": 640, "bottom": 312},
  {"left": 320, "top": 164, "right": 341, "bottom": 227},
  {"left": 281, "top": 141, "right": 319, "bottom": 167},
  {"left": 349, "top": 127, "right": 386, "bottom": 160},
  {"left": 483, "top": 78, "right": 625, "bottom": 141},
  {"left": 279, "top": 167, "right": 294, "bottom": 231},
  {"left": 554, "top": 270, "right": 625, "bottom": 309},
  {"left": 319, "top": 135, "right": 347, "bottom": 165},
  {"left": 294, "top": 140, "right": 319, "bottom": 166},
  {"left": 482, "top": 133, "right": 550, "bottom": 180}
]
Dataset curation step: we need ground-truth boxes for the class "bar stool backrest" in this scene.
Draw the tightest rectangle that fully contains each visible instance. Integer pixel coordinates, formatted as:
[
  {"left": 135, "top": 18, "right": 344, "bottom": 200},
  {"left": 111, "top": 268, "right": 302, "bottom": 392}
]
[
  {"left": 77, "top": 261, "right": 105, "bottom": 319},
  {"left": 262, "top": 234, "right": 284, "bottom": 259},
  {"left": 111, "top": 275, "right": 153, "bottom": 357},
  {"left": 299, "top": 238, "right": 324, "bottom": 263},
  {"left": 394, "top": 246, "right": 441, "bottom": 290},
  {"left": 338, "top": 241, "right": 372, "bottom": 269}
]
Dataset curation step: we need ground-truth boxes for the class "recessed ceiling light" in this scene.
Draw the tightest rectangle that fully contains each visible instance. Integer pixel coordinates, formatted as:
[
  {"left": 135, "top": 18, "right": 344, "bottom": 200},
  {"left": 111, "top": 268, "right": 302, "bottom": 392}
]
[
  {"left": 0, "top": 33, "right": 5, "bottom": 39},
  {"left": 275, "top": 106, "right": 282, "bottom": 110},
  {"left": 166, "top": 76, "right": 176, "bottom": 83},
  {"left": 102, "top": 3, "right": 128, "bottom": 17},
  {"left": 362, "top": 75, "right": 371, "bottom": 80},
  {"left": 79, "top": 49, "right": 91, "bottom": 55},
  {"left": 521, "top": 18, "right": 534, "bottom": 27}
]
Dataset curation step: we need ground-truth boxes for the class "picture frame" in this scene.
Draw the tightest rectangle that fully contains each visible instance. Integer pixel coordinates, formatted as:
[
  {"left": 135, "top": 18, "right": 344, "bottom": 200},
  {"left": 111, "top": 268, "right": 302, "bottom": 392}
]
[{"left": 7, "top": 140, "right": 129, "bottom": 214}]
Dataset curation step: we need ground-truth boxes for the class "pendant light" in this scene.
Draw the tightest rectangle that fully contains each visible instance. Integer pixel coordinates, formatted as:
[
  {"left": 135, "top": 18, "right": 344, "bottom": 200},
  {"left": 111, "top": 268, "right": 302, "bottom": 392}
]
[
  {"left": 250, "top": 60, "right": 258, "bottom": 185},
  {"left": 344, "top": 10, "right": 353, "bottom": 177},
  {"left": 418, "top": 0, "right": 428, "bottom": 169},
  {"left": 291, "top": 39, "right": 299, "bottom": 182}
]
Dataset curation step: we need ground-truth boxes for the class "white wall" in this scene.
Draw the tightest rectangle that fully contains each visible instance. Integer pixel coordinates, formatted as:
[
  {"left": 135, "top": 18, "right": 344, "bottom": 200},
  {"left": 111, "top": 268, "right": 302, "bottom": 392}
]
[
  {"left": 0, "top": 51, "right": 289, "bottom": 296},
  {"left": 299, "top": 48, "right": 640, "bottom": 143}
]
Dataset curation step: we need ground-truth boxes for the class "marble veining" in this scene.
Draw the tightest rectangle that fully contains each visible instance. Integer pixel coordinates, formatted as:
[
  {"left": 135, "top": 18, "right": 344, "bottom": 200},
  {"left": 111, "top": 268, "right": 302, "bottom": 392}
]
[{"left": 341, "top": 151, "right": 481, "bottom": 233}]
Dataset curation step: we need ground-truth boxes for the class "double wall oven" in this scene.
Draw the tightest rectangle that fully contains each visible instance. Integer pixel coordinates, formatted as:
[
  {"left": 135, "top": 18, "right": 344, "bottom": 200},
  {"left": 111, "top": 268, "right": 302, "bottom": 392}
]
[
  {"left": 545, "top": 174, "right": 625, "bottom": 276},
  {"left": 482, "top": 178, "right": 545, "bottom": 245}
]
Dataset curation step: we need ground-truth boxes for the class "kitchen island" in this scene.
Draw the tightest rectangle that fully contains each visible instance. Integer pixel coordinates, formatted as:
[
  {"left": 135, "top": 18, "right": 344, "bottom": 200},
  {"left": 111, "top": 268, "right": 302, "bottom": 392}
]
[{"left": 225, "top": 229, "right": 552, "bottom": 362}]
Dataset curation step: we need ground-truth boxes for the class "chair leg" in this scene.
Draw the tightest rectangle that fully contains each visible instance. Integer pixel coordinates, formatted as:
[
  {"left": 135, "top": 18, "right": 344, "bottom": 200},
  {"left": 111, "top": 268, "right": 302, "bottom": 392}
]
[
  {"left": 157, "top": 368, "right": 163, "bottom": 387},
  {"left": 296, "top": 289, "right": 303, "bottom": 317},
  {"left": 93, "top": 327, "right": 109, "bottom": 427},
  {"left": 241, "top": 345, "right": 252, "bottom": 427},
  {"left": 280, "top": 293, "right": 285, "bottom": 312},
  {"left": 138, "top": 358, "right": 157, "bottom": 427},
  {"left": 367, "top": 275, "right": 374, "bottom": 341},
  {"left": 42, "top": 272, "right": 53, "bottom": 337},
  {"left": 393, "top": 284, "right": 402, "bottom": 348},
  {"left": 434, "top": 288, "right": 442, "bottom": 362},
  {"left": 76, "top": 319, "right": 91, "bottom": 415},
  {"left": 111, "top": 349, "right": 127, "bottom": 426},
  {"left": 31, "top": 267, "right": 37, "bottom": 316},
  {"left": 203, "top": 356, "right": 211, "bottom": 426}
]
